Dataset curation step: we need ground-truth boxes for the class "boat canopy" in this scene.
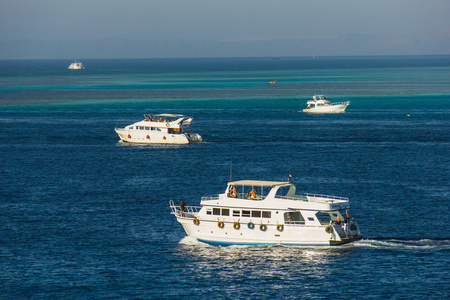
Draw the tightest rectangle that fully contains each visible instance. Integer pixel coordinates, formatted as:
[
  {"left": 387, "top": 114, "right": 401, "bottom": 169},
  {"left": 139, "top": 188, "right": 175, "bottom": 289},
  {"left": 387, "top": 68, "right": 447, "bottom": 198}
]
[
  {"left": 228, "top": 180, "right": 290, "bottom": 187},
  {"left": 147, "top": 113, "right": 187, "bottom": 118}
]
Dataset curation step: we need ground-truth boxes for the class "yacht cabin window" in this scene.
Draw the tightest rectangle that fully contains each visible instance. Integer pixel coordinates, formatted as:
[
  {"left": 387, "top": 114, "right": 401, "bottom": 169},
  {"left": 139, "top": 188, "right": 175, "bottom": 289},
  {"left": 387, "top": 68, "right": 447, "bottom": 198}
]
[
  {"left": 208, "top": 208, "right": 272, "bottom": 218},
  {"left": 242, "top": 210, "right": 251, "bottom": 217},
  {"left": 168, "top": 128, "right": 181, "bottom": 134},
  {"left": 252, "top": 211, "right": 261, "bottom": 218},
  {"left": 212, "top": 208, "right": 230, "bottom": 216},
  {"left": 284, "top": 211, "right": 305, "bottom": 224},
  {"left": 262, "top": 211, "right": 271, "bottom": 218}
]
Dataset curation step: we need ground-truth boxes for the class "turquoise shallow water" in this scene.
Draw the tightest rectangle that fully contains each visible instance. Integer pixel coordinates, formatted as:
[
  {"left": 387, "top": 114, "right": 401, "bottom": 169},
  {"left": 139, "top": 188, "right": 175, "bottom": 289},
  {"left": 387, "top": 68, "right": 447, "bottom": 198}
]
[{"left": 1, "top": 56, "right": 449, "bottom": 299}]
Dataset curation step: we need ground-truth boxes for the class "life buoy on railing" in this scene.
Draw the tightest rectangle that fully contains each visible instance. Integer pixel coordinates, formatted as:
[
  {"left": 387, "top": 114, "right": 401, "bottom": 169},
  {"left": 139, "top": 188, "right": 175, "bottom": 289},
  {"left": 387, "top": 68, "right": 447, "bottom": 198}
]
[
  {"left": 248, "top": 190, "right": 256, "bottom": 199},
  {"left": 233, "top": 222, "right": 240, "bottom": 230},
  {"left": 325, "top": 225, "right": 333, "bottom": 233},
  {"left": 277, "top": 224, "right": 284, "bottom": 232},
  {"left": 230, "top": 189, "right": 238, "bottom": 198},
  {"left": 218, "top": 221, "right": 224, "bottom": 228},
  {"left": 247, "top": 222, "right": 255, "bottom": 229},
  {"left": 260, "top": 224, "right": 267, "bottom": 231},
  {"left": 166, "top": 123, "right": 170, "bottom": 127},
  {"left": 193, "top": 218, "right": 200, "bottom": 225}
]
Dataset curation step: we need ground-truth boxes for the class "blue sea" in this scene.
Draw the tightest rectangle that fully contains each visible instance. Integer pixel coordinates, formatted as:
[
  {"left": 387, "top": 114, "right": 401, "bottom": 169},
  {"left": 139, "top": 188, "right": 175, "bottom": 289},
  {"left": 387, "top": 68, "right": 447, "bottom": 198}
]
[{"left": 1, "top": 56, "right": 449, "bottom": 299}]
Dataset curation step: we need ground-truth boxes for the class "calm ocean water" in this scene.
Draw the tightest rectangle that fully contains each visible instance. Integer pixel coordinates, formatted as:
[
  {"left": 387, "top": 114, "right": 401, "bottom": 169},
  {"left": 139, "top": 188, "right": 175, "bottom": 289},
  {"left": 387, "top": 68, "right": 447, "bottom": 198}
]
[{"left": 1, "top": 56, "right": 449, "bottom": 299}]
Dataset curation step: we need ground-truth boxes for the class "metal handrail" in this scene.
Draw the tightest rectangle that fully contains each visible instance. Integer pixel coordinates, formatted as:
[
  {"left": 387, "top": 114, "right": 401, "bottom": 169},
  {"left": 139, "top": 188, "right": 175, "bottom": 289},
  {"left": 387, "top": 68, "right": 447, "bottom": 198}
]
[
  {"left": 169, "top": 200, "right": 200, "bottom": 218},
  {"left": 201, "top": 195, "right": 220, "bottom": 201},
  {"left": 304, "top": 193, "right": 349, "bottom": 202}
]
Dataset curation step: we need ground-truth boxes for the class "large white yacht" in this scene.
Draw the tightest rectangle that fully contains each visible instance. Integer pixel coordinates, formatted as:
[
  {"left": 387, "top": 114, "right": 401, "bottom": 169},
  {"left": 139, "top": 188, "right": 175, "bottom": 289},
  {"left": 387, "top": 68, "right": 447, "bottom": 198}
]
[
  {"left": 115, "top": 114, "right": 202, "bottom": 144},
  {"left": 68, "top": 60, "right": 85, "bottom": 70},
  {"left": 302, "top": 95, "right": 350, "bottom": 113},
  {"left": 170, "top": 179, "right": 362, "bottom": 246}
]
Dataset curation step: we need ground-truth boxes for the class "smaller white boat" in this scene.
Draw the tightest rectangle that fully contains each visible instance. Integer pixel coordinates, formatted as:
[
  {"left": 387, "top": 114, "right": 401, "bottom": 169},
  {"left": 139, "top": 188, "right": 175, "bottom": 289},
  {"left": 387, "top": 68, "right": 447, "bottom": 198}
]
[
  {"left": 303, "top": 95, "right": 349, "bottom": 113},
  {"left": 115, "top": 114, "right": 202, "bottom": 144},
  {"left": 68, "top": 60, "right": 85, "bottom": 70}
]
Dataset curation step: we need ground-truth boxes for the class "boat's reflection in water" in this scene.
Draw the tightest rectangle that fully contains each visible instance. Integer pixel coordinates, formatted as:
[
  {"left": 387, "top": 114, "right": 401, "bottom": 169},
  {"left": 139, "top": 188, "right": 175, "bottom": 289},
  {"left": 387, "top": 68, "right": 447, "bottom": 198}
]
[{"left": 176, "top": 236, "right": 359, "bottom": 283}]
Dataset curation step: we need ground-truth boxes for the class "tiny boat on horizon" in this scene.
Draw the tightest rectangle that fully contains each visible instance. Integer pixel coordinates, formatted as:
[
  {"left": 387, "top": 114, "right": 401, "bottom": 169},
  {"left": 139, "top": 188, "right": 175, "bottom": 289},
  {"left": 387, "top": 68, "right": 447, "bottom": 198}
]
[
  {"left": 68, "top": 60, "right": 85, "bottom": 70},
  {"left": 115, "top": 114, "right": 202, "bottom": 144},
  {"left": 170, "top": 179, "right": 362, "bottom": 246},
  {"left": 303, "top": 95, "right": 349, "bottom": 113}
]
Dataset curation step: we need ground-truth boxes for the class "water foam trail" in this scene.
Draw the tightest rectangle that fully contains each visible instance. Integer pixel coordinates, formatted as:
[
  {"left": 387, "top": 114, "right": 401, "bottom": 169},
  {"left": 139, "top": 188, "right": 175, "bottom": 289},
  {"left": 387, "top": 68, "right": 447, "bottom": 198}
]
[
  {"left": 179, "top": 236, "right": 207, "bottom": 246},
  {"left": 353, "top": 237, "right": 450, "bottom": 253}
]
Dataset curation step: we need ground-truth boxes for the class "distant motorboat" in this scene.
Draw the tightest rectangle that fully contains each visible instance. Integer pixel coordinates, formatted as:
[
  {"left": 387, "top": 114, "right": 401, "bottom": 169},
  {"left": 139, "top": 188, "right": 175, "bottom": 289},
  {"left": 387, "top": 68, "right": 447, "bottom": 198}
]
[
  {"left": 68, "top": 60, "right": 85, "bottom": 70},
  {"left": 302, "top": 95, "right": 350, "bottom": 114}
]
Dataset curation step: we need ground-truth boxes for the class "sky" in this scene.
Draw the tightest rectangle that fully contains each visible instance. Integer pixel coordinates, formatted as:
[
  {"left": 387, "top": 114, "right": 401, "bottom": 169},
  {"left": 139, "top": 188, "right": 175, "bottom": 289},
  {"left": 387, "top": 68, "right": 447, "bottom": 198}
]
[{"left": 1, "top": 0, "right": 449, "bottom": 59}]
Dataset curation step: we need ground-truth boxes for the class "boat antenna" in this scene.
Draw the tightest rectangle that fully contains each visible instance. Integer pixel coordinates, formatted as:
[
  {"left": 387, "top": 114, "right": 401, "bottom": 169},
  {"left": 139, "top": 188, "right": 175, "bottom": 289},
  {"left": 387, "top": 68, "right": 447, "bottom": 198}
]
[{"left": 230, "top": 159, "right": 233, "bottom": 182}]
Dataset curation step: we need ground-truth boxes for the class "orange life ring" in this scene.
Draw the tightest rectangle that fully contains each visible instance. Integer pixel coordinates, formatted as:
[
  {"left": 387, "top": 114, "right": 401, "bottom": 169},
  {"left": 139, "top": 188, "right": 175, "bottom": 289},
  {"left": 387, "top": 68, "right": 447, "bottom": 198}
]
[
  {"left": 233, "top": 222, "right": 240, "bottom": 230},
  {"left": 193, "top": 218, "right": 200, "bottom": 225},
  {"left": 166, "top": 123, "right": 170, "bottom": 127},
  {"left": 230, "top": 189, "right": 238, "bottom": 198},
  {"left": 260, "top": 224, "right": 267, "bottom": 231},
  {"left": 218, "top": 221, "right": 224, "bottom": 228},
  {"left": 248, "top": 190, "right": 256, "bottom": 199},
  {"left": 277, "top": 224, "right": 284, "bottom": 232}
]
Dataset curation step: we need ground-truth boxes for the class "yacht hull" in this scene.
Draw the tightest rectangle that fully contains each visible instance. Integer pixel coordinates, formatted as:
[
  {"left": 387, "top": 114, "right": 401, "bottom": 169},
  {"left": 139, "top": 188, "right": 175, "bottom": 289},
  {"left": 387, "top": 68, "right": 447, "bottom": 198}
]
[{"left": 177, "top": 217, "right": 361, "bottom": 246}]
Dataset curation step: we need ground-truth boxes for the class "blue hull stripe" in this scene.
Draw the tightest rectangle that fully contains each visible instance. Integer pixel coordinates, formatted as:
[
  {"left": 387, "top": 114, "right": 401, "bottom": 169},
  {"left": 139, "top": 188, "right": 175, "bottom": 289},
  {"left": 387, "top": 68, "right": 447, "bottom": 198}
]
[{"left": 197, "top": 239, "right": 329, "bottom": 247}]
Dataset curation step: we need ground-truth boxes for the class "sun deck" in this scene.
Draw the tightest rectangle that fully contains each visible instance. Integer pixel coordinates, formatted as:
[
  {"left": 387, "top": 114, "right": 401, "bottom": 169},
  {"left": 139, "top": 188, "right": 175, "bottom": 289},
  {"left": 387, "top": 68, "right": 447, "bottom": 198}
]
[{"left": 200, "top": 180, "right": 349, "bottom": 206}]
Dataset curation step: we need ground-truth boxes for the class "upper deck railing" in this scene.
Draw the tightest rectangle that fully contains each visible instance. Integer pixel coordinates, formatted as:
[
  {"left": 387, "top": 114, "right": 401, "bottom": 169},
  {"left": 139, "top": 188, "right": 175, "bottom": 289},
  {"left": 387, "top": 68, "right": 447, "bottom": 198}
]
[
  {"left": 304, "top": 193, "right": 349, "bottom": 202},
  {"left": 201, "top": 193, "right": 348, "bottom": 203}
]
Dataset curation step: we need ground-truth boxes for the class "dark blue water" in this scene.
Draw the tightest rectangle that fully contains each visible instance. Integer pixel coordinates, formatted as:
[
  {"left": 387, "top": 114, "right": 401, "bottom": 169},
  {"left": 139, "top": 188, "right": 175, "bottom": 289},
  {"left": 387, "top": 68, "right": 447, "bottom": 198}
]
[{"left": 1, "top": 56, "right": 449, "bottom": 299}]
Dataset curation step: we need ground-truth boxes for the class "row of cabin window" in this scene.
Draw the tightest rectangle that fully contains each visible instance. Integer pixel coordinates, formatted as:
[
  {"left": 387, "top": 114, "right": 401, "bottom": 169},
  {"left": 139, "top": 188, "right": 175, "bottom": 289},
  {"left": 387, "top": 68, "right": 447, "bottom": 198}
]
[
  {"left": 207, "top": 208, "right": 271, "bottom": 218},
  {"left": 130, "top": 126, "right": 161, "bottom": 131}
]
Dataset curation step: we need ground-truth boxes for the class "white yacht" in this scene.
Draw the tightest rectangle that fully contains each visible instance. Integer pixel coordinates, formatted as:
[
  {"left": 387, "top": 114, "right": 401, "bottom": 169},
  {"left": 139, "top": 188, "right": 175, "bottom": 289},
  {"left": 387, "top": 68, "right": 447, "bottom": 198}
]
[
  {"left": 68, "top": 60, "right": 85, "bottom": 70},
  {"left": 302, "top": 95, "right": 349, "bottom": 113},
  {"left": 170, "top": 179, "right": 362, "bottom": 246},
  {"left": 115, "top": 114, "right": 202, "bottom": 144}
]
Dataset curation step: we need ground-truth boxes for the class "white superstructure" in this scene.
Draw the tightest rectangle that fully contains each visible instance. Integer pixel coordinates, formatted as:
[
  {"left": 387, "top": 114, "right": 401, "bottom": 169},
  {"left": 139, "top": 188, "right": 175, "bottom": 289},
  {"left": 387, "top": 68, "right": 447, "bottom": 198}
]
[
  {"left": 170, "top": 180, "right": 362, "bottom": 246},
  {"left": 115, "top": 114, "right": 202, "bottom": 144},
  {"left": 302, "top": 95, "right": 349, "bottom": 113},
  {"left": 68, "top": 60, "right": 85, "bottom": 70}
]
